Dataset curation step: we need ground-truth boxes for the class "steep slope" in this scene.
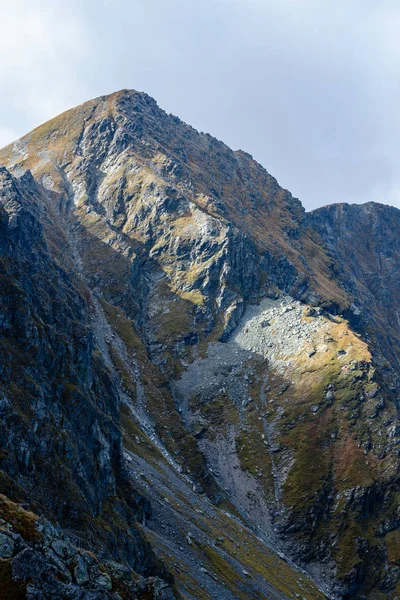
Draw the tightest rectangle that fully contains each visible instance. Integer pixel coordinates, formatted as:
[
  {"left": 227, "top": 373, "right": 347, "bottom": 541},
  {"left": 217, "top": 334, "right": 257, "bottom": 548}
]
[
  {"left": 0, "top": 89, "right": 399, "bottom": 599},
  {"left": 0, "top": 167, "right": 174, "bottom": 598},
  {"left": 309, "top": 202, "right": 400, "bottom": 388}
]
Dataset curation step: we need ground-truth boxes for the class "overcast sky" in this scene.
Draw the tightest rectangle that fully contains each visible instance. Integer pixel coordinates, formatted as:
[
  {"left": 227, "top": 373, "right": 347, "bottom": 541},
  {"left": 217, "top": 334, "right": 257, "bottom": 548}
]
[{"left": 0, "top": 0, "right": 399, "bottom": 210}]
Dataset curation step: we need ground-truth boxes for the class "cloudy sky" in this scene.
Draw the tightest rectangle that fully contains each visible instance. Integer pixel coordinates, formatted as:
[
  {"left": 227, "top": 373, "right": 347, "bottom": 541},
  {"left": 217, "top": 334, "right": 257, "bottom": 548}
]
[{"left": 0, "top": 0, "right": 399, "bottom": 210}]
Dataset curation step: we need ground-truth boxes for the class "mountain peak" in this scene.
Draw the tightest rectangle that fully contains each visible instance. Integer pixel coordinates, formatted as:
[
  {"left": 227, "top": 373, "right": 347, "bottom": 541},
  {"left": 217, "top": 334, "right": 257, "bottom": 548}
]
[
  {"left": 0, "top": 88, "right": 308, "bottom": 258},
  {"left": 1, "top": 89, "right": 400, "bottom": 599},
  {"left": 0, "top": 90, "right": 353, "bottom": 315}
]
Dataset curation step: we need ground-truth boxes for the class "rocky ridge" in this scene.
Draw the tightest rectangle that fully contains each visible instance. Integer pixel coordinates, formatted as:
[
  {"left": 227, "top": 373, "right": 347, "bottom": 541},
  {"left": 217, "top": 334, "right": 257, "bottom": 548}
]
[
  {"left": 0, "top": 493, "right": 175, "bottom": 599},
  {"left": 0, "top": 90, "right": 399, "bottom": 598}
]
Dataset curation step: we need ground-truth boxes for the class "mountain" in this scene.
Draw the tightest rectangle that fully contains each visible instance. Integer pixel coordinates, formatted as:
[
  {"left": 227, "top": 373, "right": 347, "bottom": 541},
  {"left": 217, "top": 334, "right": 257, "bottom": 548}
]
[{"left": 0, "top": 89, "right": 399, "bottom": 599}]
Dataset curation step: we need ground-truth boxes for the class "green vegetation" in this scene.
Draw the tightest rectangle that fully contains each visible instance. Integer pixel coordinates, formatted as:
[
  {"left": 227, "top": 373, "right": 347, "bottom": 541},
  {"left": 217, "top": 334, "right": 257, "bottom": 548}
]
[
  {"left": 120, "top": 403, "right": 167, "bottom": 471},
  {"left": 197, "top": 543, "right": 254, "bottom": 600},
  {"left": 0, "top": 494, "right": 41, "bottom": 542},
  {"left": 386, "top": 531, "right": 400, "bottom": 566},
  {"left": 190, "top": 391, "right": 240, "bottom": 432}
]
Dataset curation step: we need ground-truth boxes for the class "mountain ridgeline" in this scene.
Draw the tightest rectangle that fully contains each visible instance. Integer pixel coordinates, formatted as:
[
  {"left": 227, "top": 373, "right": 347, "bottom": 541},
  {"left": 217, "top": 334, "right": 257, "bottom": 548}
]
[{"left": 0, "top": 90, "right": 399, "bottom": 599}]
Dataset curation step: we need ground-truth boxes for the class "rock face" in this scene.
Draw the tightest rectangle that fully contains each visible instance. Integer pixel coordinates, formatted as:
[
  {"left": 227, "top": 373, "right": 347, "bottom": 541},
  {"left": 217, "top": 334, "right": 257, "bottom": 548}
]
[
  {"left": 0, "top": 89, "right": 399, "bottom": 599},
  {"left": 309, "top": 202, "right": 400, "bottom": 388},
  {"left": 0, "top": 493, "right": 175, "bottom": 599}
]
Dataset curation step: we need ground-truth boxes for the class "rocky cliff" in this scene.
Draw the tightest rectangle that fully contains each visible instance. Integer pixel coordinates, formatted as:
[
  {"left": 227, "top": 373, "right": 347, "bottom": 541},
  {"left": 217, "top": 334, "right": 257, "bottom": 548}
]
[{"left": 0, "top": 89, "right": 399, "bottom": 599}]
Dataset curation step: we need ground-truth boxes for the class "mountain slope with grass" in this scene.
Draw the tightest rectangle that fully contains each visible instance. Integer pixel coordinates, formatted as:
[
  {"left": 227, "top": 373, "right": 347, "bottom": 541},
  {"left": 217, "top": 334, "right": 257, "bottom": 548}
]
[{"left": 0, "top": 90, "right": 399, "bottom": 599}]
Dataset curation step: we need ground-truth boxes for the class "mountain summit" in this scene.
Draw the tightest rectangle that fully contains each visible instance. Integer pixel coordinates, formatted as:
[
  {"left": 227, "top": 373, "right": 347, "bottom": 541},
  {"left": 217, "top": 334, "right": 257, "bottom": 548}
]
[{"left": 0, "top": 90, "right": 399, "bottom": 599}]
